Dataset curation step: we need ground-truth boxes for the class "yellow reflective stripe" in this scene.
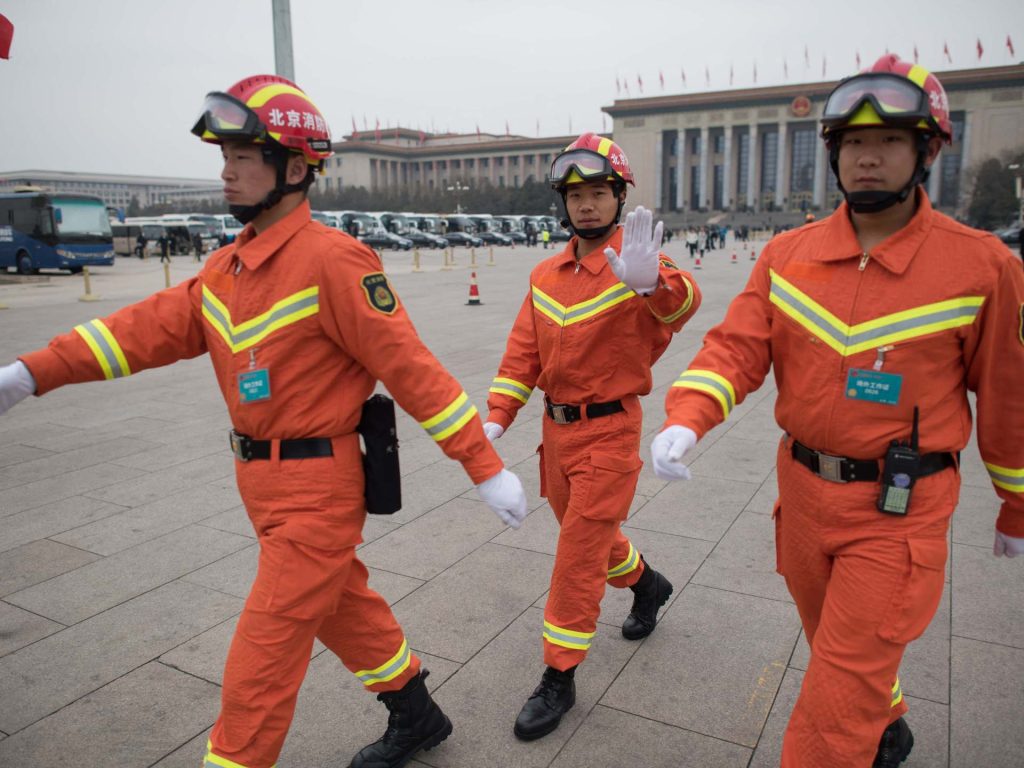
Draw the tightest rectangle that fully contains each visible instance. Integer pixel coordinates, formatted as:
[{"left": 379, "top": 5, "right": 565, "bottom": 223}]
[
  {"left": 597, "top": 137, "right": 613, "bottom": 156},
  {"left": 650, "top": 276, "right": 695, "bottom": 324},
  {"left": 608, "top": 542, "right": 640, "bottom": 579},
  {"left": 201, "top": 285, "right": 320, "bottom": 354},
  {"left": 672, "top": 369, "right": 736, "bottom": 419},
  {"left": 204, "top": 741, "right": 270, "bottom": 768},
  {"left": 890, "top": 676, "right": 903, "bottom": 708},
  {"left": 489, "top": 377, "right": 532, "bottom": 405},
  {"left": 355, "top": 639, "right": 412, "bottom": 686},
  {"left": 246, "top": 82, "right": 319, "bottom": 111},
  {"left": 74, "top": 320, "right": 131, "bottom": 380},
  {"left": 984, "top": 461, "right": 1024, "bottom": 493},
  {"left": 906, "top": 65, "right": 929, "bottom": 89},
  {"left": 769, "top": 270, "right": 984, "bottom": 357},
  {"left": 420, "top": 392, "right": 478, "bottom": 442},
  {"left": 543, "top": 620, "right": 595, "bottom": 650},
  {"left": 531, "top": 282, "right": 637, "bottom": 327}
]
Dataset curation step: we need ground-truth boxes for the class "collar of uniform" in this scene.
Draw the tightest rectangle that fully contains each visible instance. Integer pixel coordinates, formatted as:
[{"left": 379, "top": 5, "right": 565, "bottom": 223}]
[
  {"left": 234, "top": 200, "right": 312, "bottom": 271},
  {"left": 555, "top": 227, "right": 623, "bottom": 275},
  {"left": 815, "top": 190, "right": 934, "bottom": 275}
]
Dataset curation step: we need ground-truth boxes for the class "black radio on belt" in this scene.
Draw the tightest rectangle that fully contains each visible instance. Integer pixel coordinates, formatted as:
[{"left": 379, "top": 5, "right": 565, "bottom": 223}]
[
  {"left": 877, "top": 406, "right": 922, "bottom": 516},
  {"left": 357, "top": 394, "right": 401, "bottom": 515}
]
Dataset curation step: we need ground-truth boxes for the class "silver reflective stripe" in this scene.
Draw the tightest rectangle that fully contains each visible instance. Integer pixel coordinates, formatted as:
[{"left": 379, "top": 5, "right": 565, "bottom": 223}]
[
  {"left": 78, "top": 321, "right": 128, "bottom": 378},
  {"left": 770, "top": 281, "right": 848, "bottom": 347},
  {"left": 676, "top": 372, "right": 735, "bottom": 411},
  {"left": 543, "top": 625, "right": 593, "bottom": 649},
  {"left": 563, "top": 284, "right": 634, "bottom": 323},
  {"left": 531, "top": 289, "right": 564, "bottom": 321},
  {"left": 232, "top": 293, "right": 320, "bottom": 345},
  {"left": 846, "top": 305, "right": 981, "bottom": 347},
  {"left": 423, "top": 398, "right": 475, "bottom": 439},
  {"left": 356, "top": 642, "right": 411, "bottom": 686},
  {"left": 490, "top": 379, "right": 531, "bottom": 400}
]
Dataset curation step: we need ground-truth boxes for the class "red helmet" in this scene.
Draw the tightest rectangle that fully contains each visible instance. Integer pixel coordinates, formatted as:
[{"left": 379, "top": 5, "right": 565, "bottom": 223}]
[
  {"left": 549, "top": 132, "right": 635, "bottom": 189},
  {"left": 821, "top": 55, "right": 951, "bottom": 144},
  {"left": 192, "top": 74, "right": 333, "bottom": 166}
]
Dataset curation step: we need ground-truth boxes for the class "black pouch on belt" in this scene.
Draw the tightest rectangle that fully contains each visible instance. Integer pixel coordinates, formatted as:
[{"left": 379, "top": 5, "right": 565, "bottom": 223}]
[{"left": 357, "top": 394, "right": 402, "bottom": 515}]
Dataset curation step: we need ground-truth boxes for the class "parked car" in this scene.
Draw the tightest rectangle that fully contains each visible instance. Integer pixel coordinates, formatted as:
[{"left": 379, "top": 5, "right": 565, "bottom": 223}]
[
  {"left": 443, "top": 231, "right": 484, "bottom": 248},
  {"left": 994, "top": 223, "right": 1021, "bottom": 245},
  {"left": 360, "top": 231, "right": 413, "bottom": 251},
  {"left": 404, "top": 229, "right": 449, "bottom": 249},
  {"left": 475, "top": 230, "right": 513, "bottom": 246}
]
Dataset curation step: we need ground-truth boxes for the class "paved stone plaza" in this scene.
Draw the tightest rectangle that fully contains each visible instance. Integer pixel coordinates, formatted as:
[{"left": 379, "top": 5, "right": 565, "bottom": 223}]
[{"left": 0, "top": 237, "right": 1021, "bottom": 767}]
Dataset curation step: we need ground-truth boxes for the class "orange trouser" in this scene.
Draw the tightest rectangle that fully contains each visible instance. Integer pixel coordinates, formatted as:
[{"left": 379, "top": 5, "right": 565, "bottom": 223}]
[
  {"left": 206, "top": 435, "right": 419, "bottom": 768},
  {"left": 539, "top": 396, "right": 646, "bottom": 670},
  {"left": 775, "top": 438, "right": 955, "bottom": 768}
]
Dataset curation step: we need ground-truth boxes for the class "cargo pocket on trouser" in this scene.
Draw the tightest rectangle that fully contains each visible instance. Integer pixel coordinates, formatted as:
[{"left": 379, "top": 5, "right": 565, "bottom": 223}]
[
  {"left": 877, "top": 537, "right": 948, "bottom": 644},
  {"left": 575, "top": 450, "right": 643, "bottom": 523},
  {"left": 537, "top": 442, "right": 547, "bottom": 499},
  {"left": 773, "top": 500, "right": 785, "bottom": 576}
]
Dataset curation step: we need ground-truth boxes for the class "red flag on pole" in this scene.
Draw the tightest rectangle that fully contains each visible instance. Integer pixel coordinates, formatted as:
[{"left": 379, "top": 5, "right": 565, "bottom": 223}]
[
  {"left": 821, "top": 56, "right": 827, "bottom": 78},
  {"left": 351, "top": 116, "right": 358, "bottom": 140},
  {"left": 1008, "top": 35, "right": 1016, "bottom": 57},
  {"left": 418, "top": 130, "right": 426, "bottom": 145},
  {"left": 636, "top": 74, "right": 643, "bottom": 94},
  {"left": 855, "top": 50, "right": 861, "bottom": 69},
  {"left": 394, "top": 126, "right": 399, "bottom": 141},
  {"left": 704, "top": 65, "right": 710, "bottom": 87},
  {"left": 753, "top": 61, "right": 757, "bottom": 83},
  {"left": 913, "top": 44, "right": 919, "bottom": 64},
  {"left": 804, "top": 45, "right": 810, "bottom": 68},
  {"left": 729, "top": 63, "right": 734, "bottom": 86},
  {"left": 659, "top": 70, "right": 664, "bottom": 90},
  {"left": 615, "top": 75, "right": 620, "bottom": 95},
  {"left": 0, "top": 14, "right": 13, "bottom": 60},
  {"left": 505, "top": 119, "right": 510, "bottom": 137},
  {"left": 374, "top": 118, "right": 381, "bottom": 143},
  {"left": 783, "top": 58, "right": 789, "bottom": 79},
  {"left": 943, "top": 41, "right": 953, "bottom": 64},
  {"left": 536, "top": 118, "right": 539, "bottom": 137},
  {"left": 681, "top": 67, "right": 687, "bottom": 87},
  {"left": 977, "top": 37, "right": 984, "bottom": 60},
  {"left": 624, "top": 79, "right": 630, "bottom": 96},
  {"left": 476, "top": 123, "right": 481, "bottom": 138}
]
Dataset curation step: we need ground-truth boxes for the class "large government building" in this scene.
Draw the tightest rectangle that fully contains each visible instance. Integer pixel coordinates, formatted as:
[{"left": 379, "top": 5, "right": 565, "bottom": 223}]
[
  {"left": 322, "top": 63, "right": 1023, "bottom": 220},
  {"left": 0, "top": 170, "right": 221, "bottom": 209}
]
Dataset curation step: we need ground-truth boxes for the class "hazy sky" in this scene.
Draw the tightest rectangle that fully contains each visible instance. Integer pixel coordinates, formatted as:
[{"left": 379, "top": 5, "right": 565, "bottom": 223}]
[{"left": 1, "top": 0, "right": 1021, "bottom": 180}]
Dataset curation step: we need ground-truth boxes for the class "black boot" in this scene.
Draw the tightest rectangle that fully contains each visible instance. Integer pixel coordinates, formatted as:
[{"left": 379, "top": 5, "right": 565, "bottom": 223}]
[
  {"left": 622, "top": 557, "right": 673, "bottom": 640},
  {"left": 350, "top": 670, "right": 452, "bottom": 768},
  {"left": 873, "top": 717, "right": 914, "bottom": 767},
  {"left": 513, "top": 665, "right": 576, "bottom": 741}
]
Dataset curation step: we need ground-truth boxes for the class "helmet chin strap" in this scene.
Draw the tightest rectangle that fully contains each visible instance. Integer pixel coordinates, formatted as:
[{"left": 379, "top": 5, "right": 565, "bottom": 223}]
[
  {"left": 229, "top": 147, "right": 311, "bottom": 225},
  {"left": 558, "top": 186, "right": 626, "bottom": 240},
  {"left": 830, "top": 133, "right": 931, "bottom": 214}
]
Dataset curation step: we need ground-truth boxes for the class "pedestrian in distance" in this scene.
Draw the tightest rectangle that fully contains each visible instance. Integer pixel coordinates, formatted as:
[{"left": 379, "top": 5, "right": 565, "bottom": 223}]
[
  {"left": 158, "top": 233, "right": 170, "bottom": 263},
  {"left": 192, "top": 231, "right": 204, "bottom": 262},
  {"left": 541, "top": 226, "right": 551, "bottom": 249},
  {"left": 483, "top": 133, "right": 701, "bottom": 742},
  {"left": 0, "top": 73, "right": 529, "bottom": 768},
  {"left": 134, "top": 231, "right": 147, "bottom": 259},
  {"left": 650, "top": 54, "right": 1024, "bottom": 768}
]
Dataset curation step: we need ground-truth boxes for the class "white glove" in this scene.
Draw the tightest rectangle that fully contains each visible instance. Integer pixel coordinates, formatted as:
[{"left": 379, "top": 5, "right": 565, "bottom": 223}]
[
  {"left": 0, "top": 361, "right": 36, "bottom": 416},
  {"left": 476, "top": 468, "right": 528, "bottom": 529},
  {"left": 650, "top": 425, "right": 698, "bottom": 481},
  {"left": 604, "top": 206, "right": 663, "bottom": 295},
  {"left": 993, "top": 530, "right": 1024, "bottom": 558},
  {"left": 483, "top": 422, "right": 505, "bottom": 442}
]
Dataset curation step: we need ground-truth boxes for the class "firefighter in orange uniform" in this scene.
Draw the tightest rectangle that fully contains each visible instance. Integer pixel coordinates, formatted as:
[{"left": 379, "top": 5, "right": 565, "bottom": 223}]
[
  {"left": 483, "top": 133, "right": 701, "bottom": 740},
  {"left": 651, "top": 56, "right": 1024, "bottom": 767},
  {"left": 0, "top": 75, "right": 528, "bottom": 768}
]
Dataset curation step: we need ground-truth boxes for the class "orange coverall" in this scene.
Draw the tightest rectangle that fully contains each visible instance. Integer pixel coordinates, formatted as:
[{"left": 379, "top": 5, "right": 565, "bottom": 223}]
[
  {"left": 664, "top": 192, "right": 1024, "bottom": 767},
  {"left": 20, "top": 201, "right": 503, "bottom": 768},
  {"left": 487, "top": 227, "right": 700, "bottom": 670}
]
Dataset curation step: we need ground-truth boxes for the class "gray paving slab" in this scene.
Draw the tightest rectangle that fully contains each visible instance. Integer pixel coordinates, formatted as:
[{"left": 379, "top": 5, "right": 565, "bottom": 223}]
[
  {"left": 0, "top": 461, "right": 147, "bottom": 517},
  {"left": 0, "top": 538, "right": 100, "bottom": 596},
  {"left": 0, "top": 600, "right": 62, "bottom": 657},
  {"left": 602, "top": 583, "right": 799, "bottom": 748},
  {"left": 689, "top": 434, "right": 781, "bottom": 484},
  {"left": 5, "top": 524, "right": 252, "bottom": 624},
  {"left": 552, "top": 704, "right": 752, "bottom": 768},
  {"left": 0, "top": 443, "right": 52, "bottom": 469},
  {"left": 951, "top": 542, "right": 1024, "bottom": 650},
  {"left": 197, "top": 504, "right": 255, "bottom": 539},
  {"left": 0, "top": 660, "right": 221, "bottom": 768},
  {"left": 0, "top": 580, "right": 242, "bottom": 733},
  {"left": 0, "top": 494, "right": 127, "bottom": 554},
  {"left": 81, "top": 452, "right": 235, "bottom": 508},
  {"left": 627, "top": 474, "right": 759, "bottom": 542},
  {"left": 951, "top": 636, "right": 1024, "bottom": 768}
]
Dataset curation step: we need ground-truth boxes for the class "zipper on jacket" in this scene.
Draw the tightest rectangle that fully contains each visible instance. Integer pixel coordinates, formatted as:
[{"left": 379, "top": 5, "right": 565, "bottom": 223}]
[{"left": 858, "top": 252, "right": 870, "bottom": 271}]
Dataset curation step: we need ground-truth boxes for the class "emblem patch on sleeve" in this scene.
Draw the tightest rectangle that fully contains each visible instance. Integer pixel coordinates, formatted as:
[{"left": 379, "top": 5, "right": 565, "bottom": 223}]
[
  {"left": 361, "top": 272, "right": 398, "bottom": 315},
  {"left": 659, "top": 257, "right": 679, "bottom": 270}
]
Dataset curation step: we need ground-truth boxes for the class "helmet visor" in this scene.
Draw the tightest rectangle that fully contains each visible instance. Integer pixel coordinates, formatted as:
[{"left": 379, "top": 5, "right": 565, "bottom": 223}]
[
  {"left": 549, "top": 149, "right": 617, "bottom": 186},
  {"left": 822, "top": 73, "right": 931, "bottom": 131},
  {"left": 191, "top": 92, "right": 266, "bottom": 140}
]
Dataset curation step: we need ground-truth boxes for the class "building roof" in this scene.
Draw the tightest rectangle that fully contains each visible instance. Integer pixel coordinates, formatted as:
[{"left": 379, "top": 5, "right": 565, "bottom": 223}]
[
  {"left": 0, "top": 169, "right": 220, "bottom": 188},
  {"left": 332, "top": 132, "right": 579, "bottom": 158}
]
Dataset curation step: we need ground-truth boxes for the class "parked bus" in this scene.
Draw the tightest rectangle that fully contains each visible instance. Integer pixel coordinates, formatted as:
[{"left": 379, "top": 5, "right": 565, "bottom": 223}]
[
  {"left": 111, "top": 222, "right": 165, "bottom": 258},
  {"left": 0, "top": 192, "right": 115, "bottom": 274}
]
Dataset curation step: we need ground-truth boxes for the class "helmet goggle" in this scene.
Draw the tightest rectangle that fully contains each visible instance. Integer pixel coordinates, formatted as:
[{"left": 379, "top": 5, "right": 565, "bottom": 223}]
[
  {"left": 821, "top": 73, "right": 935, "bottom": 134},
  {"left": 549, "top": 149, "right": 621, "bottom": 187},
  {"left": 191, "top": 92, "right": 267, "bottom": 142}
]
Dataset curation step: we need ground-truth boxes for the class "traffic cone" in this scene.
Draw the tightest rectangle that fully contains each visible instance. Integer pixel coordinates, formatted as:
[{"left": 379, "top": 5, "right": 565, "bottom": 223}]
[
  {"left": 731, "top": 251, "right": 737, "bottom": 264},
  {"left": 466, "top": 271, "right": 482, "bottom": 305},
  {"left": 694, "top": 257, "right": 702, "bottom": 270}
]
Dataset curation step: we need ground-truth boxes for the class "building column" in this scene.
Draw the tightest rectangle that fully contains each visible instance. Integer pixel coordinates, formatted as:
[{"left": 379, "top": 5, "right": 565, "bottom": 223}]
[
  {"left": 722, "top": 125, "right": 733, "bottom": 210},
  {"left": 956, "top": 114, "right": 972, "bottom": 212},
  {"left": 654, "top": 133, "right": 664, "bottom": 213},
  {"left": 747, "top": 123, "right": 759, "bottom": 211},
  {"left": 676, "top": 133, "right": 685, "bottom": 210},
  {"left": 927, "top": 154, "right": 942, "bottom": 201},
  {"left": 775, "top": 121, "right": 789, "bottom": 209},
  {"left": 813, "top": 137, "right": 828, "bottom": 208},
  {"left": 699, "top": 126, "right": 709, "bottom": 209}
]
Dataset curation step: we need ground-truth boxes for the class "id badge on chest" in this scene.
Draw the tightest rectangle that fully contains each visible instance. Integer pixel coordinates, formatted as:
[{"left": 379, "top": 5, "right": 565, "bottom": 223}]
[
  {"left": 845, "top": 368, "right": 902, "bottom": 406},
  {"left": 237, "top": 350, "right": 271, "bottom": 404}
]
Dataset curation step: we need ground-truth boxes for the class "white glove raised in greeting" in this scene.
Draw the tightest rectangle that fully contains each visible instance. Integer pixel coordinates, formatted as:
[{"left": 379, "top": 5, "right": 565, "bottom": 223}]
[
  {"left": 604, "top": 205, "right": 663, "bottom": 295},
  {"left": 483, "top": 422, "right": 505, "bottom": 442},
  {"left": 650, "top": 425, "right": 698, "bottom": 481},
  {"left": 476, "top": 468, "right": 528, "bottom": 528},
  {"left": 0, "top": 361, "right": 36, "bottom": 417},
  {"left": 993, "top": 530, "right": 1024, "bottom": 558}
]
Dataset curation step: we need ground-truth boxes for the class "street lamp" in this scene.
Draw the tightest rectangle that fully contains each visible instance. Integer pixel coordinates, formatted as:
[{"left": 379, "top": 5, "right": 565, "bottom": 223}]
[
  {"left": 446, "top": 180, "right": 470, "bottom": 214},
  {"left": 1009, "top": 163, "right": 1023, "bottom": 224}
]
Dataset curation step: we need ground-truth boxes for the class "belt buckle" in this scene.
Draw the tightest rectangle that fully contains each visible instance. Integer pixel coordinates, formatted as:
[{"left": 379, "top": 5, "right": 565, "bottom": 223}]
[
  {"left": 817, "top": 453, "right": 846, "bottom": 483},
  {"left": 551, "top": 404, "right": 570, "bottom": 425},
  {"left": 229, "top": 430, "right": 251, "bottom": 462}
]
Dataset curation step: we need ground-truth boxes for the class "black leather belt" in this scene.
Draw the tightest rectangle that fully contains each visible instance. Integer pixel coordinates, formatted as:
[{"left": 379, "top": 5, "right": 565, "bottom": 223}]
[
  {"left": 544, "top": 398, "right": 624, "bottom": 425},
  {"left": 791, "top": 439, "right": 956, "bottom": 483},
  {"left": 229, "top": 430, "right": 333, "bottom": 462}
]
